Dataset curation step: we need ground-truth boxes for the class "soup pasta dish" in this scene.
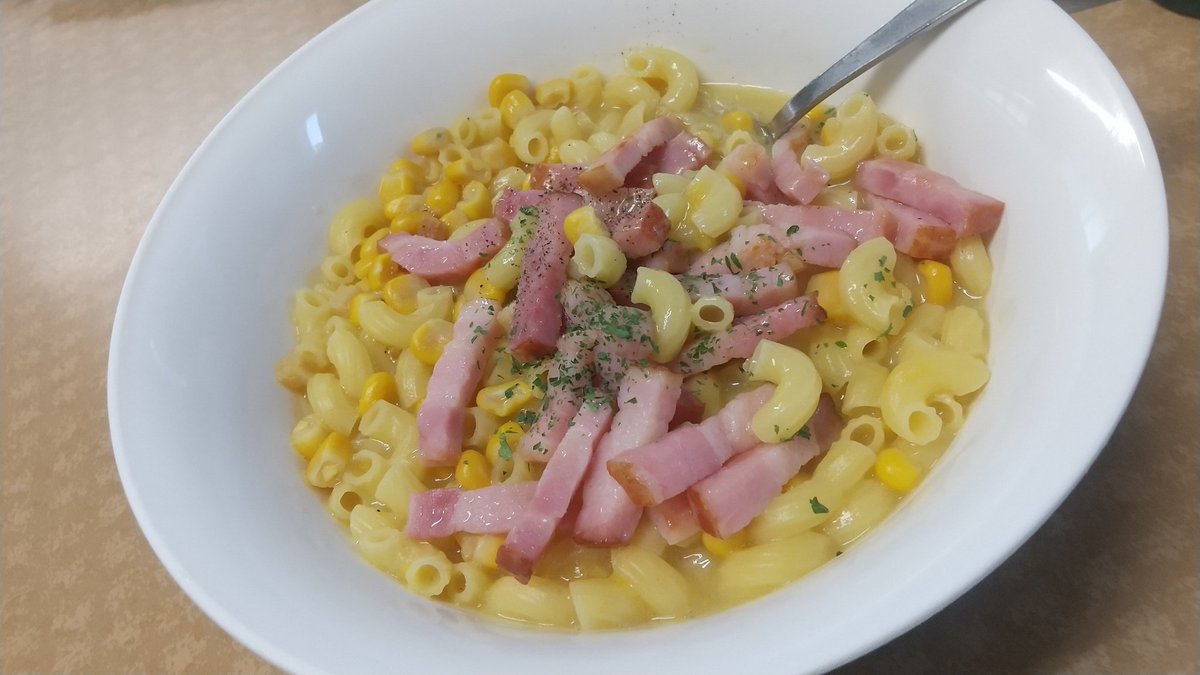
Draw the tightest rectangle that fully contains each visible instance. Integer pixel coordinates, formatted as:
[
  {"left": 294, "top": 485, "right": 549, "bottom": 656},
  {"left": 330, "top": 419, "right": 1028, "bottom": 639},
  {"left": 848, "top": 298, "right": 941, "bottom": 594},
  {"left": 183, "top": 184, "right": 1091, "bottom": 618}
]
[{"left": 275, "top": 47, "right": 1002, "bottom": 629}]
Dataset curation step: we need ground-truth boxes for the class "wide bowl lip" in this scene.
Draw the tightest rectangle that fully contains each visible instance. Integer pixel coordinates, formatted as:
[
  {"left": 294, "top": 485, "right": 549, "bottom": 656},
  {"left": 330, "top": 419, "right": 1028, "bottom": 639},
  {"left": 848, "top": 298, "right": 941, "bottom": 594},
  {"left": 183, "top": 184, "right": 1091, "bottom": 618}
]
[{"left": 107, "top": 0, "right": 1169, "bottom": 673}]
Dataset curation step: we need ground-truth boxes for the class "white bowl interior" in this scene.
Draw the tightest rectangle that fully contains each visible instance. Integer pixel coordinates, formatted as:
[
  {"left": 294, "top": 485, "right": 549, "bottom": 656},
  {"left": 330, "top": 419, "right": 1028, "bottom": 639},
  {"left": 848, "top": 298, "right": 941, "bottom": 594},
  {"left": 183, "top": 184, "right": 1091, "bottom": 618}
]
[{"left": 108, "top": 0, "right": 1166, "bottom": 673}]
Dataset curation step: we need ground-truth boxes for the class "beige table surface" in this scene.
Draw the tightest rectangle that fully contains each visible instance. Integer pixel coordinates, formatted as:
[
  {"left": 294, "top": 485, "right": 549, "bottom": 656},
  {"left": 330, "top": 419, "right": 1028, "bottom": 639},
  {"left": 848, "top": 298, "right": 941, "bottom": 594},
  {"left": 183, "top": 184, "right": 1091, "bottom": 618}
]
[{"left": 1, "top": 1, "right": 1196, "bottom": 673}]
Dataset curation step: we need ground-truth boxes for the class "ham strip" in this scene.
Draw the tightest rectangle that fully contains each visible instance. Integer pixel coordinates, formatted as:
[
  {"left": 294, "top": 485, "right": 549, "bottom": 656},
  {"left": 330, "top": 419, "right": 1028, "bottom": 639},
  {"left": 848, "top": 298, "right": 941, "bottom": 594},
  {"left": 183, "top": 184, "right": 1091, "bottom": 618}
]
[
  {"left": 609, "top": 201, "right": 670, "bottom": 259},
  {"left": 771, "top": 129, "right": 829, "bottom": 205},
  {"left": 759, "top": 202, "right": 895, "bottom": 244},
  {"left": 518, "top": 331, "right": 592, "bottom": 461},
  {"left": 494, "top": 188, "right": 546, "bottom": 222},
  {"left": 855, "top": 158, "right": 1004, "bottom": 237},
  {"left": 404, "top": 482, "right": 539, "bottom": 540},
  {"left": 687, "top": 395, "right": 841, "bottom": 538},
  {"left": 574, "top": 366, "right": 681, "bottom": 547},
  {"left": 607, "top": 387, "right": 773, "bottom": 506},
  {"left": 497, "top": 400, "right": 614, "bottom": 583},
  {"left": 381, "top": 218, "right": 507, "bottom": 284},
  {"left": 686, "top": 221, "right": 857, "bottom": 274},
  {"left": 674, "top": 295, "right": 825, "bottom": 375},
  {"left": 508, "top": 192, "right": 584, "bottom": 359},
  {"left": 646, "top": 494, "right": 701, "bottom": 545},
  {"left": 636, "top": 240, "right": 693, "bottom": 274},
  {"left": 718, "top": 143, "right": 788, "bottom": 203},
  {"left": 624, "top": 130, "right": 713, "bottom": 187},
  {"left": 863, "top": 193, "right": 957, "bottom": 260},
  {"left": 417, "top": 299, "right": 501, "bottom": 466},
  {"left": 677, "top": 266, "right": 800, "bottom": 316},
  {"left": 530, "top": 163, "right": 587, "bottom": 192},
  {"left": 578, "top": 117, "right": 683, "bottom": 194}
]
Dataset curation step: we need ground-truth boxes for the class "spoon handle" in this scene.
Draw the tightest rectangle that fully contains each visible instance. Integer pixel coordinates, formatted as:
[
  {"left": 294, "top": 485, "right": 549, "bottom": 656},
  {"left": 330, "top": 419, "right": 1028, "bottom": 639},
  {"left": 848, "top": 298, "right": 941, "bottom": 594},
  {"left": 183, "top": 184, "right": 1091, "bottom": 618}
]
[{"left": 766, "top": 0, "right": 984, "bottom": 141}]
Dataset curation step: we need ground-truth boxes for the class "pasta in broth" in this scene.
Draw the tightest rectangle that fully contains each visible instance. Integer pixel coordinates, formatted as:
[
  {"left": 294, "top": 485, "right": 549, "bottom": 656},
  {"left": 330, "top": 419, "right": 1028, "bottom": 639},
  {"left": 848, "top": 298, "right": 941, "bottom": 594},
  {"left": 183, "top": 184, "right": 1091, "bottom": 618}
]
[{"left": 276, "top": 47, "right": 1004, "bottom": 629}]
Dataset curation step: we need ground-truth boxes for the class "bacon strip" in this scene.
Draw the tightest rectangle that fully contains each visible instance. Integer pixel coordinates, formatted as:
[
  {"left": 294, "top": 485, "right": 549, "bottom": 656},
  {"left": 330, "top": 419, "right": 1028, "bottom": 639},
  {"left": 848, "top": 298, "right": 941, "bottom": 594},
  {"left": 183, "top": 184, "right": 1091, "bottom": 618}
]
[
  {"left": 636, "top": 240, "right": 693, "bottom": 274},
  {"left": 625, "top": 130, "right": 713, "bottom": 187},
  {"left": 607, "top": 387, "right": 773, "bottom": 506},
  {"left": 687, "top": 395, "right": 841, "bottom": 538},
  {"left": 677, "top": 266, "right": 800, "bottom": 316},
  {"left": 646, "top": 493, "right": 701, "bottom": 545},
  {"left": 404, "top": 482, "right": 539, "bottom": 540},
  {"left": 417, "top": 299, "right": 501, "bottom": 466},
  {"left": 381, "top": 218, "right": 507, "bottom": 284},
  {"left": 497, "top": 401, "right": 614, "bottom": 583},
  {"left": 508, "top": 192, "right": 584, "bottom": 359},
  {"left": 718, "top": 143, "right": 788, "bottom": 203},
  {"left": 493, "top": 188, "right": 546, "bottom": 223},
  {"left": 574, "top": 366, "right": 682, "bottom": 547},
  {"left": 530, "top": 163, "right": 587, "bottom": 192},
  {"left": 771, "top": 129, "right": 829, "bottom": 205},
  {"left": 578, "top": 117, "right": 683, "bottom": 194},
  {"left": 686, "top": 221, "right": 857, "bottom": 274},
  {"left": 759, "top": 202, "right": 895, "bottom": 244},
  {"left": 863, "top": 193, "right": 957, "bottom": 260},
  {"left": 855, "top": 158, "right": 1004, "bottom": 237},
  {"left": 673, "top": 295, "right": 825, "bottom": 375},
  {"left": 517, "top": 331, "right": 592, "bottom": 462}
]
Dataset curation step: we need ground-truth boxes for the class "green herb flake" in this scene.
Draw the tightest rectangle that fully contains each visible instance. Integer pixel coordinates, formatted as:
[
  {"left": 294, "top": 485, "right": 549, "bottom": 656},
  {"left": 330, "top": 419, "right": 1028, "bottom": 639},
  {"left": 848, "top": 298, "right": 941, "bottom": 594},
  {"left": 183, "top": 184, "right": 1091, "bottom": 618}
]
[
  {"left": 810, "top": 497, "right": 829, "bottom": 514},
  {"left": 902, "top": 304, "right": 913, "bottom": 317},
  {"left": 835, "top": 340, "right": 847, "bottom": 348},
  {"left": 497, "top": 433, "right": 514, "bottom": 460},
  {"left": 503, "top": 384, "right": 517, "bottom": 399},
  {"left": 519, "top": 205, "right": 539, "bottom": 217},
  {"left": 797, "top": 425, "right": 811, "bottom": 440},
  {"left": 786, "top": 225, "right": 799, "bottom": 236},
  {"left": 873, "top": 271, "right": 885, "bottom": 282},
  {"left": 514, "top": 409, "right": 538, "bottom": 427}
]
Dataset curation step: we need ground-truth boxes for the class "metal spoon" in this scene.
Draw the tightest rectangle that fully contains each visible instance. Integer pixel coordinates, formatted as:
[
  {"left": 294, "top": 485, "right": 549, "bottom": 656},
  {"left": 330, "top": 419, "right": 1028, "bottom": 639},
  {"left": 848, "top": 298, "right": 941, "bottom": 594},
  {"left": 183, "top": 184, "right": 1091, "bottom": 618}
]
[{"left": 765, "top": 0, "right": 986, "bottom": 142}]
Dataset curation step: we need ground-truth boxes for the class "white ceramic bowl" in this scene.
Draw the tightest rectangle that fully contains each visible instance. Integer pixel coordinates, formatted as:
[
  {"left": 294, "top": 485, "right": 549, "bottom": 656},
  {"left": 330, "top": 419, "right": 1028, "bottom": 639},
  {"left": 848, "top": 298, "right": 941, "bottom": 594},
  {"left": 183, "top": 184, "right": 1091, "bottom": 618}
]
[{"left": 108, "top": 0, "right": 1167, "bottom": 672}]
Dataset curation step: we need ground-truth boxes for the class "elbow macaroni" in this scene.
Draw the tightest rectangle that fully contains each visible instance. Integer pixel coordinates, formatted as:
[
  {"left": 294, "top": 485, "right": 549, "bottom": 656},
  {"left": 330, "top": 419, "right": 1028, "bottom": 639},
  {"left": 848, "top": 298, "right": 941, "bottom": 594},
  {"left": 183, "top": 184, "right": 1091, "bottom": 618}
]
[{"left": 630, "top": 267, "right": 692, "bottom": 362}]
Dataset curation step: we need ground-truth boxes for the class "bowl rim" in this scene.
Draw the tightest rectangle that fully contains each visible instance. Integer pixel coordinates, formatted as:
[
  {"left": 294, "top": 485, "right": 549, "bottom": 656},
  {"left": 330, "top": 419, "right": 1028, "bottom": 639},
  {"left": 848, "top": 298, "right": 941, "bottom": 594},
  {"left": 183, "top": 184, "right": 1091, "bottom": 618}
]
[{"left": 107, "top": 0, "right": 1169, "bottom": 673}]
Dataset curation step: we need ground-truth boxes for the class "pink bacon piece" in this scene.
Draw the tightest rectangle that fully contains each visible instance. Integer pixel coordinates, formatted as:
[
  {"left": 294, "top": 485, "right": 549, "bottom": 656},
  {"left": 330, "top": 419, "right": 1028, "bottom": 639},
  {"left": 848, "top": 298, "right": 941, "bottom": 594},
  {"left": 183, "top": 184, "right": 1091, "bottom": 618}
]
[
  {"left": 517, "top": 331, "right": 592, "bottom": 462},
  {"left": 578, "top": 117, "right": 683, "bottom": 194},
  {"left": 856, "top": 158, "right": 1005, "bottom": 237},
  {"left": 771, "top": 128, "right": 829, "bottom": 205},
  {"left": 677, "top": 266, "right": 800, "bottom": 316},
  {"left": 624, "top": 130, "right": 713, "bottom": 187},
  {"left": 417, "top": 299, "right": 501, "bottom": 467},
  {"left": 686, "top": 222, "right": 858, "bottom": 274},
  {"left": 493, "top": 188, "right": 546, "bottom": 222},
  {"left": 687, "top": 395, "right": 842, "bottom": 539},
  {"left": 497, "top": 401, "right": 615, "bottom": 583},
  {"left": 586, "top": 187, "right": 670, "bottom": 259},
  {"left": 862, "top": 193, "right": 957, "bottom": 260},
  {"left": 718, "top": 143, "right": 788, "bottom": 203},
  {"left": 759, "top": 202, "right": 896, "bottom": 244},
  {"left": 530, "top": 163, "right": 587, "bottom": 192},
  {"left": 574, "top": 366, "right": 682, "bottom": 547},
  {"left": 405, "top": 482, "right": 539, "bottom": 540},
  {"left": 646, "top": 494, "right": 701, "bottom": 545},
  {"left": 508, "top": 191, "right": 584, "bottom": 360},
  {"left": 674, "top": 295, "right": 825, "bottom": 375},
  {"left": 607, "top": 386, "right": 773, "bottom": 507},
  {"left": 380, "top": 218, "right": 507, "bottom": 284},
  {"left": 637, "top": 240, "right": 693, "bottom": 274}
]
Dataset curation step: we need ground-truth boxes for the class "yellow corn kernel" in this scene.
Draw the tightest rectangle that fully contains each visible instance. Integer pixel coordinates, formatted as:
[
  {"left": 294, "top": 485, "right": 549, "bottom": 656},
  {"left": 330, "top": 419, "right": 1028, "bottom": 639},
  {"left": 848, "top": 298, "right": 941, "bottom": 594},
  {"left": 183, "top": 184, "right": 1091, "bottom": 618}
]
[
  {"left": 485, "top": 421, "right": 523, "bottom": 466},
  {"left": 717, "top": 167, "right": 746, "bottom": 197},
  {"left": 390, "top": 212, "right": 426, "bottom": 234},
  {"left": 917, "top": 260, "right": 954, "bottom": 306},
  {"left": 701, "top": 529, "right": 748, "bottom": 558},
  {"left": 442, "top": 208, "right": 470, "bottom": 231},
  {"left": 348, "top": 292, "right": 373, "bottom": 325},
  {"left": 410, "top": 318, "right": 454, "bottom": 365},
  {"left": 411, "top": 127, "right": 451, "bottom": 156},
  {"left": 381, "top": 274, "right": 429, "bottom": 314},
  {"left": 305, "top": 432, "right": 353, "bottom": 488},
  {"left": 357, "top": 371, "right": 399, "bottom": 416},
  {"left": 720, "top": 111, "right": 755, "bottom": 132},
  {"left": 875, "top": 447, "right": 922, "bottom": 493},
  {"left": 455, "top": 449, "right": 492, "bottom": 490},
  {"left": 363, "top": 254, "right": 400, "bottom": 291},
  {"left": 499, "top": 89, "right": 536, "bottom": 130},
  {"left": 488, "top": 73, "right": 532, "bottom": 108},
  {"left": 806, "top": 270, "right": 856, "bottom": 325},
  {"left": 357, "top": 228, "right": 391, "bottom": 261},
  {"left": 424, "top": 180, "right": 461, "bottom": 216},
  {"left": 385, "top": 195, "right": 426, "bottom": 220},
  {"left": 290, "top": 414, "right": 328, "bottom": 460},
  {"left": 562, "top": 205, "right": 607, "bottom": 245},
  {"left": 476, "top": 380, "right": 535, "bottom": 418}
]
